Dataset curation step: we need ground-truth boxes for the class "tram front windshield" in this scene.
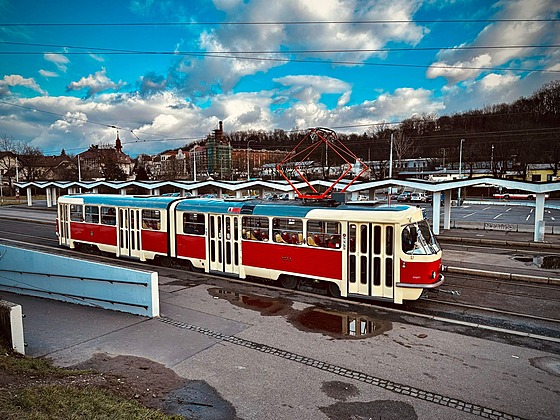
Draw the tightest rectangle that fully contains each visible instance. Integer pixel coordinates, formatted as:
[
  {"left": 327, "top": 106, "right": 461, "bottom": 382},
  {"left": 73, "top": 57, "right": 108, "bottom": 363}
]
[{"left": 402, "top": 220, "right": 441, "bottom": 255}]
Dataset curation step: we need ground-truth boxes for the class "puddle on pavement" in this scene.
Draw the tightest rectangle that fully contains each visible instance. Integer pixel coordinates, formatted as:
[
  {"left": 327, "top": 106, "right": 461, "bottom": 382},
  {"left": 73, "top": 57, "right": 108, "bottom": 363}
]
[
  {"left": 291, "top": 307, "right": 391, "bottom": 338},
  {"left": 208, "top": 287, "right": 392, "bottom": 339},
  {"left": 512, "top": 255, "right": 560, "bottom": 269},
  {"left": 530, "top": 356, "right": 560, "bottom": 377},
  {"left": 320, "top": 399, "right": 417, "bottom": 420},
  {"left": 208, "top": 288, "right": 291, "bottom": 316}
]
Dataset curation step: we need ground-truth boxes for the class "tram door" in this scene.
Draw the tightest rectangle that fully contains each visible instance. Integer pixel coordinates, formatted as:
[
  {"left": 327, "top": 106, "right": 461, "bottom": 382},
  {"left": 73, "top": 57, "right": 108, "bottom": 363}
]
[
  {"left": 208, "top": 214, "right": 240, "bottom": 275},
  {"left": 347, "top": 223, "right": 394, "bottom": 299},
  {"left": 118, "top": 208, "right": 141, "bottom": 257},
  {"left": 58, "top": 203, "right": 70, "bottom": 246}
]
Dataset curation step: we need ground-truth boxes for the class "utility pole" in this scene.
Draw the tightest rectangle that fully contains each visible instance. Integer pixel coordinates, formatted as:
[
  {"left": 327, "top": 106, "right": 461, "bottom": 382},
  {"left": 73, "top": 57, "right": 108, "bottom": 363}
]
[
  {"left": 388, "top": 132, "right": 394, "bottom": 201},
  {"left": 192, "top": 144, "right": 197, "bottom": 181},
  {"left": 491, "top": 144, "right": 494, "bottom": 175},
  {"left": 247, "top": 140, "right": 254, "bottom": 181},
  {"left": 389, "top": 132, "right": 394, "bottom": 178},
  {"left": 458, "top": 138, "right": 465, "bottom": 205}
]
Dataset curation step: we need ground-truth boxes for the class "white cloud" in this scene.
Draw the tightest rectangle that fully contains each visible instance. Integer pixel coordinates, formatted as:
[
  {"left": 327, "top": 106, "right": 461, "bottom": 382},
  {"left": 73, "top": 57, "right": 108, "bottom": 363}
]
[
  {"left": 0, "top": 74, "right": 47, "bottom": 96},
  {"left": 0, "top": 83, "right": 442, "bottom": 157},
  {"left": 427, "top": 0, "right": 560, "bottom": 84},
  {"left": 44, "top": 53, "right": 70, "bottom": 73},
  {"left": 274, "top": 74, "right": 352, "bottom": 106},
  {"left": 89, "top": 53, "right": 105, "bottom": 63},
  {"left": 173, "top": 0, "right": 427, "bottom": 94},
  {"left": 66, "top": 68, "right": 126, "bottom": 98},
  {"left": 50, "top": 111, "right": 88, "bottom": 132},
  {"left": 427, "top": 54, "right": 493, "bottom": 84},
  {"left": 478, "top": 73, "right": 520, "bottom": 91},
  {"left": 39, "top": 70, "right": 59, "bottom": 78}
]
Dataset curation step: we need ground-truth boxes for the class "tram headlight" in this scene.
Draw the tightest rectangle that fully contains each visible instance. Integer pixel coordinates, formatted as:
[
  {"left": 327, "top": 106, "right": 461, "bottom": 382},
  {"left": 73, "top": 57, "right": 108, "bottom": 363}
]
[
  {"left": 431, "top": 271, "right": 437, "bottom": 279},
  {"left": 401, "top": 261, "right": 406, "bottom": 268}
]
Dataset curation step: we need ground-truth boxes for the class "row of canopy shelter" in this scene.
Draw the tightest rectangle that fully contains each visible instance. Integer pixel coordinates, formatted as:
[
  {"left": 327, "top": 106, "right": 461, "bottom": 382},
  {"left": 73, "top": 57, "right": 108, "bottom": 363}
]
[{"left": 15, "top": 177, "right": 560, "bottom": 242}]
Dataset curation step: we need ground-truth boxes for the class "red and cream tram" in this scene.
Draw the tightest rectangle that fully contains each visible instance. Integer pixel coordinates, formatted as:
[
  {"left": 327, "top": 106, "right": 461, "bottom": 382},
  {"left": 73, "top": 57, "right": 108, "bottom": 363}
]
[{"left": 57, "top": 194, "right": 444, "bottom": 304}]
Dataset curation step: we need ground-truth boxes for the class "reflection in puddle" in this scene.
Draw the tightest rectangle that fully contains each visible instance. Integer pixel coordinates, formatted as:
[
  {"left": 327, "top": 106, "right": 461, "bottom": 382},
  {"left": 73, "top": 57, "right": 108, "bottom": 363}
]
[
  {"left": 208, "top": 287, "right": 391, "bottom": 339},
  {"left": 513, "top": 255, "right": 560, "bottom": 269},
  {"left": 292, "top": 307, "right": 391, "bottom": 338}
]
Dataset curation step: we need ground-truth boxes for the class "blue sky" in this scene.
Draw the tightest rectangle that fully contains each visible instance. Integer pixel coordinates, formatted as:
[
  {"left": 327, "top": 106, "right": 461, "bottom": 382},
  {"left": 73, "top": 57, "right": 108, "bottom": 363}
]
[{"left": 0, "top": 0, "right": 559, "bottom": 157}]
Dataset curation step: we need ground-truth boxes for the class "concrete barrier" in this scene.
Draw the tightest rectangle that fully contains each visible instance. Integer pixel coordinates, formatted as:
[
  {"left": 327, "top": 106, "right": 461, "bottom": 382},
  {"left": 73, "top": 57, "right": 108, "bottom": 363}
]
[
  {"left": 446, "top": 220, "right": 559, "bottom": 235},
  {"left": 0, "top": 244, "right": 159, "bottom": 317},
  {"left": 0, "top": 300, "right": 25, "bottom": 354}
]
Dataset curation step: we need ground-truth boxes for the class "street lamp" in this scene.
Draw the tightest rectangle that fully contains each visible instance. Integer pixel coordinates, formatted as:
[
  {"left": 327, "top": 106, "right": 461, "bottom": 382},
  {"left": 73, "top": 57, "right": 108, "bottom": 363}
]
[
  {"left": 458, "top": 138, "right": 465, "bottom": 205},
  {"left": 440, "top": 148, "right": 446, "bottom": 171},
  {"left": 247, "top": 140, "right": 254, "bottom": 181}
]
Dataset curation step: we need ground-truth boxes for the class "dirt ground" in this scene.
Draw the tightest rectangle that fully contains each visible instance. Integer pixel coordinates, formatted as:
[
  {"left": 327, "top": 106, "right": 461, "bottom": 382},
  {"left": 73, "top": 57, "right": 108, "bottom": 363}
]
[
  {"left": 1, "top": 352, "right": 187, "bottom": 413},
  {"left": 72, "top": 353, "right": 188, "bottom": 410}
]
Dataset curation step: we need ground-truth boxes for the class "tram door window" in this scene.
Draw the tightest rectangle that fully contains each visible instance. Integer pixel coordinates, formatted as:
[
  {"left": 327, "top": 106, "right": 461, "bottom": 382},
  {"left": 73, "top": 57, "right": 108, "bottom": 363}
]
[
  {"left": 348, "top": 223, "right": 369, "bottom": 295},
  {"left": 70, "top": 204, "right": 83, "bottom": 222},
  {"left": 118, "top": 208, "right": 141, "bottom": 257},
  {"left": 58, "top": 203, "right": 70, "bottom": 246},
  {"left": 370, "top": 224, "right": 394, "bottom": 298},
  {"left": 209, "top": 214, "right": 240, "bottom": 275},
  {"left": 347, "top": 223, "right": 394, "bottom": 299}
]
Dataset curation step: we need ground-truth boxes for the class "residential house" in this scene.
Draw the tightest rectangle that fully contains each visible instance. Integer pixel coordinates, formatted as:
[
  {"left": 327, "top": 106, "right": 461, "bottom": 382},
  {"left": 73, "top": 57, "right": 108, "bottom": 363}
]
[{"left": 77, "top": 134, "right": 133, "bottom": 180}]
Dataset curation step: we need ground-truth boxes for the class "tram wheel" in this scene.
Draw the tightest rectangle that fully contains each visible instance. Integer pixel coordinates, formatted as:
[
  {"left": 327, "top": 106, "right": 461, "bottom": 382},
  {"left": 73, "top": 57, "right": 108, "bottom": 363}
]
[
  {"left": 280, "top": 276, "right": 298, "bottom": 289},
  {"left": 189, "top": 262, "right": 204, "bottom": 273},
  {"left": 327, "top": 282, "right": 341, "bottom": 298}
]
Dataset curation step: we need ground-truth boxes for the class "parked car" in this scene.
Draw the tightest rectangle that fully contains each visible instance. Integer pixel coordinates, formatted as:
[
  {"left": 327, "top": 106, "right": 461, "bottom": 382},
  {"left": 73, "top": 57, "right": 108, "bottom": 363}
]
[
  {"left": 397, "top": 191, "right": 412, "bottom": 202},
  {"left": 410, "top": 192, "right": 427, "bottom": 203}
]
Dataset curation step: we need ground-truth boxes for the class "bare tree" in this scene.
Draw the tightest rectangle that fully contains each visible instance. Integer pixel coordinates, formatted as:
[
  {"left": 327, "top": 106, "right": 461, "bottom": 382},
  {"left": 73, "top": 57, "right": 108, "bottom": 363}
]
[{"left": 392, "top": 130, "right": 417, "bottom": 170}]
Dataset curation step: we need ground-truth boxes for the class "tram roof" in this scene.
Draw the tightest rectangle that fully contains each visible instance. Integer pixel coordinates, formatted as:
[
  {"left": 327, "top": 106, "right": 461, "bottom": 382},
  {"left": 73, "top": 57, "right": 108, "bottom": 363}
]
[
  {"left": 61, "top": 194, "right": 179, "bottom": 209},
  {"left": 62, "top": 194, "right": 415, "bottom": 219},
  {"left": 177, "top": 197, "right": 413, "bottom": 218}
]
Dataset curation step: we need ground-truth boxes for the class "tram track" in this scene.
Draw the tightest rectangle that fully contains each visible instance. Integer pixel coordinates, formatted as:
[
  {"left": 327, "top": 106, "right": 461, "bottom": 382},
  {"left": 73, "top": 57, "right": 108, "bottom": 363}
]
[
  {"left": 442, "top": 242, "right": 560, "bottom": 256},
  {"left": 441, "top": 275, "right": 560, "bottom": 302},
  {"left": 1, "top": 234, "right": 559, "bottom": 349}
]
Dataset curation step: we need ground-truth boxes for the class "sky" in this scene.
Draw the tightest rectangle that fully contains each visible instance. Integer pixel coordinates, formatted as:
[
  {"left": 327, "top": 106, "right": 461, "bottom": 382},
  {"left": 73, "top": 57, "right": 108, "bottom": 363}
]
[{"left": 0, "top": 0, "right": 559, "bottom": 158}]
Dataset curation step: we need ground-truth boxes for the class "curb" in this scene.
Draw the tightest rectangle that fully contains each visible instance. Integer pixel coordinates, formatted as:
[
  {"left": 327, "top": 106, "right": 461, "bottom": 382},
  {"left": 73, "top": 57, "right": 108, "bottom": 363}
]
[
  {"left": 0, "top": 216, "right": 55, "bottom": 226},
  {"left": 438, "top": 235, "right": 560, "bottom": 250},
  {"left": 446, "top": 266, "right": 560, "bottom": 286}
]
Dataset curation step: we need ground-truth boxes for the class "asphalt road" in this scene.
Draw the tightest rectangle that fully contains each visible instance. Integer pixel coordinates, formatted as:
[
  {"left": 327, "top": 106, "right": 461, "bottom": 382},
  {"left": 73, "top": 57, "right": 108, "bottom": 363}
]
[{"left": 419, "top": 201, "right": 560, "bottom": 227}]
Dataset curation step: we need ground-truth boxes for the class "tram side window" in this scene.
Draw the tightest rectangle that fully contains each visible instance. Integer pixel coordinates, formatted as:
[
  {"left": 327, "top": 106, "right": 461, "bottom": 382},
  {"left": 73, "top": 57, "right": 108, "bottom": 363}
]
[
  {"left": 307, "top": 220, "right": 341, "bottom": 248},
  {"left": 273, "top": 217, "right": 303, "bottom": 245},
  {"left": 183, "top": 213, "right": 205, "bottom": 235},
  {"left": 242, "top": 216, "right": 269, "bottom": 241},
  {"left": 85, "top": 205, "right": 100, "bottom": 224},
  {"left": 70, "top": 204, "right": 83, "bottom": 222},
  {"left": 142, "top": 210, "right": 161, "bottom": 230},
  {"left": 101, "top": 207, "right": 116, "bottom": 225}
]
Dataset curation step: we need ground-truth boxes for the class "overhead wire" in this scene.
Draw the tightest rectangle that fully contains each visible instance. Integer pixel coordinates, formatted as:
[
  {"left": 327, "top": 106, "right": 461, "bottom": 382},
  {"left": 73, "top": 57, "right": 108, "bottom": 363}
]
[
  {"left": 2, "top": 40, "right": 559, "bottom": 54},
  {"left": 1, "top": 41, "right": 559, "bottom": 73},
  {"left": 1, "top": 18, "right": 559, "bottom": 27}
]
